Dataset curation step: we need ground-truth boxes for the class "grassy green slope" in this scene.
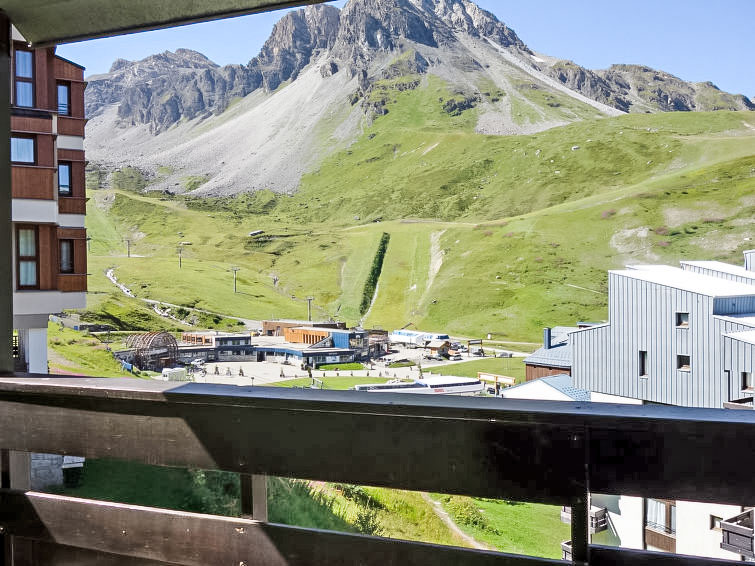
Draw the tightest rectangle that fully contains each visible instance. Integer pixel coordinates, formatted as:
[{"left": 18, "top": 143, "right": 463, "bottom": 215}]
[
  {"left": 278, "top": 80, "right": 755, "bottom": 225},
  {"left": 86, "top": 74, "right": 755, "bottom": 340}
]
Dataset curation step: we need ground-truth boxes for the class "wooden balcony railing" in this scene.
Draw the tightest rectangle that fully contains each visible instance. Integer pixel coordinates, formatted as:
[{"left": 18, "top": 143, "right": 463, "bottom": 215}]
[{"left": 0, "top": 376, "right": 754, "bottom": 565}]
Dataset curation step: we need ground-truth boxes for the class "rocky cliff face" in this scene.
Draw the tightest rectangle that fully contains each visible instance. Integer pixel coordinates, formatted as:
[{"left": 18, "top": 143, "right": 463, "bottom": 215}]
[
  {"left": 596, "top": 64, "right": 755, "bottom": 112},
  {"left": 86, "top": 49, "right": 257, "bottom": 133},
  {"left": 85, "top": 0, "right": 535, "bottom": 132},
  {"left": 85, "top": 0, "right": 753, "bottom": 134},
  {"left": 543, "top": 60, "right": 755, "bottom": 113},
  {"left": 248, "top": 4, "right": 341, "bottom": 91},
  {"left": 86, "top": 5, "right": 341, "bottom": 133}
]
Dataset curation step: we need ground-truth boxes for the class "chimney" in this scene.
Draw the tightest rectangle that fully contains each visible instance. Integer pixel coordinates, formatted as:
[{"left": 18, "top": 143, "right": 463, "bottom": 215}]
[
  {"left": 745, "top": 250, "right": 755, "bottom": 272},
  {"left": 543, "top": 327, "right": 552, "bottom": 350}
]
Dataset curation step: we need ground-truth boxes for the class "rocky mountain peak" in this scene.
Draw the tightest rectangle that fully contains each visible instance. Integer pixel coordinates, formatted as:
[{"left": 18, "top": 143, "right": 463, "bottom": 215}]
[
  {"left": 245, "top": 3, "right": 341, "bottom": 91},
  {"left": 331, "top": 0, "right": 526, "bottom": 67},
  {"left": 85, "top": 0, "right": 753, "bottom": 136}
]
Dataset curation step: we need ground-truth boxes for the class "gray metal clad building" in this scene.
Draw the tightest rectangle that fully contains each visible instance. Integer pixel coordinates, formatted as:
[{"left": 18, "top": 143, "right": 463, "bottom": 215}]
[{"left": 572, "top": 254, "right": 755, "bottom": 408}]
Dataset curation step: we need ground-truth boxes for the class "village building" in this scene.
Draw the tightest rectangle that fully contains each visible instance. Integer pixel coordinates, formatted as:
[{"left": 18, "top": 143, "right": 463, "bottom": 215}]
[
  {"left": 534, "top": 250, "right": 755, "bottom": 560},
  {"left": 11, "top": 30, "right": 87, "bottom": 374},
  {"left": 261, "top": 319, "right": 345, "bottom": 336},
  {"left": 523, "top": 327, "right": 576, "bottom": 381}
]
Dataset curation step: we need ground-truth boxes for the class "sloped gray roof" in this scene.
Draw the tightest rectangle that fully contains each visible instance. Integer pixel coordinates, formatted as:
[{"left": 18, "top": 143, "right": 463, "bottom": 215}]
[
  {"left": 542, "top": 374, "right": 591, "bottom": 402},
  {"left": 504, "top": 374, "right": 590, "bottom": 402},
  {"left": 524, "top": 341, "right": 572, "bottom": 369}
]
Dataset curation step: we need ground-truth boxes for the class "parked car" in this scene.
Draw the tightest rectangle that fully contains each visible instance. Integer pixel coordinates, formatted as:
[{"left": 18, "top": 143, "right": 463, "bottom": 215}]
[
  {"left": 497, "top": 351, "right": 513, "bottom": 358},
  {"left": 472, "top": 350, "right": 484, "bottom": 357},
  {"left": 451, "top": 354, "right": 463, "bottom": 361}
]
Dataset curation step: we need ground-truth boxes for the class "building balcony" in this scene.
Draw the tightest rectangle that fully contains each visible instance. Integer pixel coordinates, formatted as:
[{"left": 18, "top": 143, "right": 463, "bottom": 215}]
[
  {"left": 0, "top": 377, "right": 753, "bottom": 565},
  {"left": 57, "top": 273, "right": 87, "bottom": 292},
  {"left": 11, "top": 166, "right": 55, "bottom": 200},
  {"left": 58, "top": 196, "right": 87, "bottom": 215},
  {"left": 721, "top": 509, "right": 754, "bottom": 558},
  {"left": 561, "top": 539, "right": 572, "bottom": 561},
  {"left": 560, "top": 505, "right": 608, "bottom": 534}
]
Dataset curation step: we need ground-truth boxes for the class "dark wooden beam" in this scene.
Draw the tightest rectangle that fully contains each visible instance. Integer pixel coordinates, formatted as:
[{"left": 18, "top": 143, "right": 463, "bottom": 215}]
[
  {"left": 1, "top": 378, "right": 755, "bottom": 505},
  {"left": 0, "top": 379, "right": 586, "bottom": 504},
  {"left": 590, "top": 545, "right": 742, "bottom": 566},
  {"left": 5, "top": 1, "right": 329, "bottom": 48},
  {"left": 0, "top": 491, "right": 562, "bottom": 566}
]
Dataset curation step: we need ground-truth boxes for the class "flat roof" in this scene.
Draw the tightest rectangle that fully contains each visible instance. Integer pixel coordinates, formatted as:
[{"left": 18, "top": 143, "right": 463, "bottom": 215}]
[
  {"left": 183, "top": 331, "right": 250, "bottom": 337},
  {"left": 253, "top": 335, "right": 353, "bottom": 353},
  {"left": 681, "top": 261, "right": 755, "bottom": 281},
  {"left": 420, "top": 376, "right": 480, "bottom": 385},
  {"left": 715, "top": 314, "right": 755, "bottom": 328},
  {"left": 265, "top": 319, "right": 337, "bottom": 325},
  {"left": 612, "top": 266, "right": 755, "bottom": 298},
  {"left": 724, "top": 330, "right": 755, "bottom": 346}
]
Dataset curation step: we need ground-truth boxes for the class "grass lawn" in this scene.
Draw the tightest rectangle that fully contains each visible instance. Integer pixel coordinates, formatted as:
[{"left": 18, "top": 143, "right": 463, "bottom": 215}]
[
  {"left": 48, "top": 322, "right": 136, "bottom": 377},
  {"left": 432, "top": 357, "right": 526, "bottom": 384},
  {"left": 437, "top": 495, "right": 569, "bottom": 558},
  {"left": 364, "top": 488, "right": 471, "bottom": 547},
  {"left": 317, "top": 363, "right": 365, "bottom": 371},
  {"left": 85, "top": 110, "right": 755, "bottom": 341}
]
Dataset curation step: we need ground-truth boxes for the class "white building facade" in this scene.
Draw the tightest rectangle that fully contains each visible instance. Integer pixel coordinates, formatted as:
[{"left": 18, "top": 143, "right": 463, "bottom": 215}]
[{"left": 569, "top": 252, "right": 755, "bottom": 560}]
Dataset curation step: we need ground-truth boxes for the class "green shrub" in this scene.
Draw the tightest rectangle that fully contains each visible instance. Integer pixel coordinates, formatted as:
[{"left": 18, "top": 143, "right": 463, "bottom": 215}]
[
  {"left": 446, "top": 497, "right": 500, "bottom": 535},
  {"left": 360, "top": 232, "right": 391, "bottom": 315}
]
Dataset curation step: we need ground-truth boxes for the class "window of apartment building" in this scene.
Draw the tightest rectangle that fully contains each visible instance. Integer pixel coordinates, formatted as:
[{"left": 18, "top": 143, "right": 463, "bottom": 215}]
[
  {"left": 645, "top": 498, "right": 676, "bottom": 534},
  {"left": 677, "top": 355, "right": 691, "bottom": 371},
  {"left": 710, "top": 515, "right": 723, "bottom": 530},
  {"left": 14, "top": 49, "right": 34, "bottom": 107},
  {"left": 59, "top": 240, "right": 74, "bottom": 274},
  {"left": 743, "top": 371, "right": 754, "bottom": 391},
  {"left": 639, "top": 350, "right": 648, "bottom": 377},
  {"left": 57, "top": 82, "right": 71, "bottom": 115},
  {"left": 16, "top": 226, "right": 39, "bottom": 289},
  {"left": 675, "top": 312, "right": 689, "bottom": 327},
  {"left": 11, "top": 136, "right": 35, "bottom": 164},
  {"left": 58, "top": 162, "right": 72, "bottom": 195}
]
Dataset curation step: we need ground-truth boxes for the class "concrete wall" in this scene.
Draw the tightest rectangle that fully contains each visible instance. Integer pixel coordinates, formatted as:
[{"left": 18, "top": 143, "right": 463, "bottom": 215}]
[
  {"left": 676, "top": 501, "right": 742, "bottom": 560},
  {"left": 591, "top": 494, "right": 644, "bottom": 550},
  {"left": 500, "top": 380, "right": 572, "bottom": 401}
]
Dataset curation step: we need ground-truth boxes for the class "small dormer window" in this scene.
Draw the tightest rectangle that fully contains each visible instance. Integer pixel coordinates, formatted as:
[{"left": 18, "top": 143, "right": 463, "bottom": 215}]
[{"left": 676, "top": 312, "right": 689, "bottom": 327}]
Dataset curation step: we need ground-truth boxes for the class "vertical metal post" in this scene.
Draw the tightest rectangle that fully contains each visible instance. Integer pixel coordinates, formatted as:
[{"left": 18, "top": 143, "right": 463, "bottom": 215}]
[
  {"left": 0, "top": 11, "right": 13, "bottom": 375},
  {"left": 240, "top": 473, "right": 268, "bottom": 522},
  {"left": 231, "top": 267, "right": 240, "bottom": 293},
  {"left": 570, "top": 430, "right": 590, "bottom": 565},
  {"left": 306, "top": 297, "right": 313, "bottom": 321}
]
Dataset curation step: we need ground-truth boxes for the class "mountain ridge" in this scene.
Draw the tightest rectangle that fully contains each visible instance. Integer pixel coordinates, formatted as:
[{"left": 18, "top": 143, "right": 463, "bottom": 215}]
[
  {"left": 84, "top": 0, "right": 754, "bottom": 196},
  {"left": 86, "top": 0, "right": 753, "bottom": 133}
]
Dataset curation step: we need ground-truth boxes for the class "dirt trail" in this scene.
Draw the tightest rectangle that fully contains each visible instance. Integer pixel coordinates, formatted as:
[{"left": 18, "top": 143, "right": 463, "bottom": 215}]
[{"left": 421, "top": 494, "right": 489, "bottom": 550}]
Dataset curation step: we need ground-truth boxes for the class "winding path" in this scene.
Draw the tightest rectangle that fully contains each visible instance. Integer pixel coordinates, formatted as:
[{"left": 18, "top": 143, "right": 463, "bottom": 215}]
[
  {"left": 421, "top": 494, "right": 489, "bottom": 550},
  {"left": 105, "top": 268, "right": 260, "bottom": 328}
]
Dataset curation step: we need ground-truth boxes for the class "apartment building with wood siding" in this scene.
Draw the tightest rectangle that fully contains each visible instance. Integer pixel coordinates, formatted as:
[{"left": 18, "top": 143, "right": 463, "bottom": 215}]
[{"left": 10, "top": 27, "right": 87, "bottom": 373}]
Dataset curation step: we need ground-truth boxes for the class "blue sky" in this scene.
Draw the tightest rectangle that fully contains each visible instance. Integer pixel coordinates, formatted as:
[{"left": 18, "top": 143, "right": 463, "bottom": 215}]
[{"left": 57, "top": 0, "right": 753, "bottom": 97}]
